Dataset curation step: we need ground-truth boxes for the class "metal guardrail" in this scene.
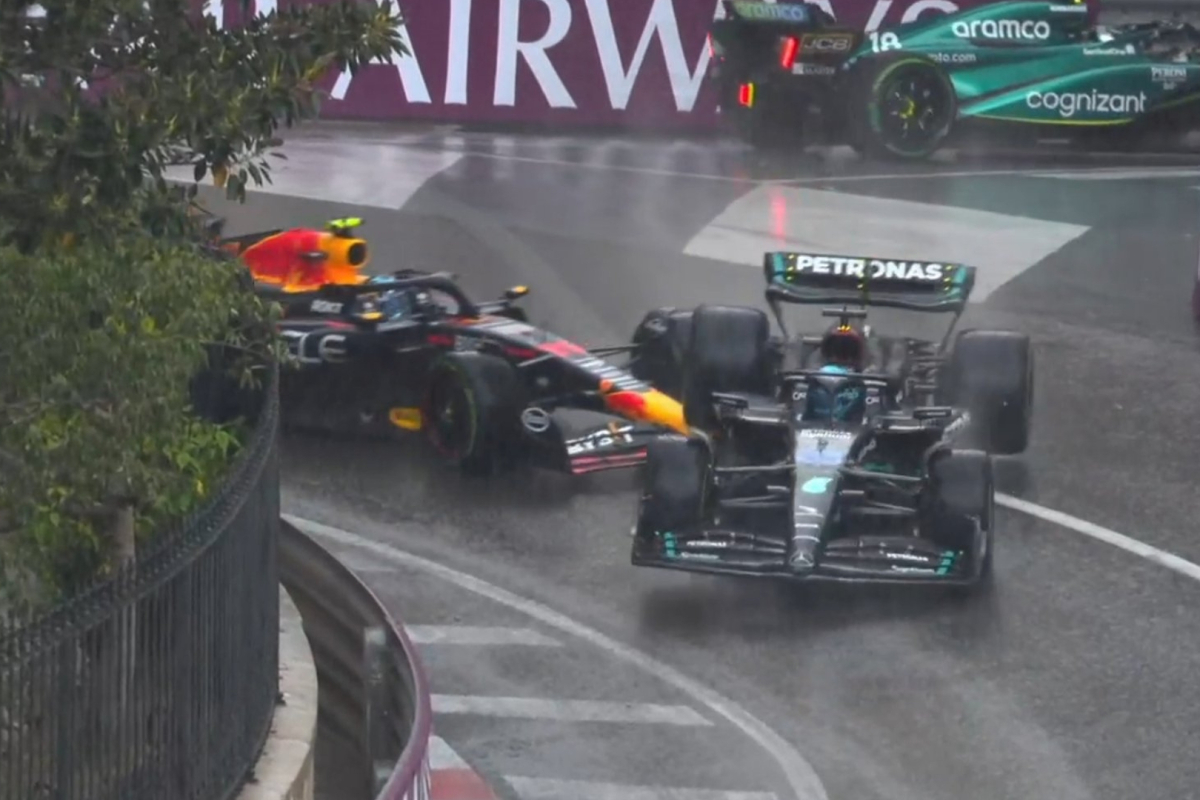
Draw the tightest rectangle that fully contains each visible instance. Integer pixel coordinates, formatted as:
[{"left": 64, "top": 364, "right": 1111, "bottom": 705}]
[
  {"left": 0, "top": 359, "right": 282, "bottom": 800},
  {"left": 278, "top": 521, "right": 432, "bottom": 800}
]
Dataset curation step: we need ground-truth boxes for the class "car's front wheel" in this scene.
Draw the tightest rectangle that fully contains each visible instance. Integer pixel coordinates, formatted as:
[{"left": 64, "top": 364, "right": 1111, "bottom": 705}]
[{"left": 422, "top": 352, "right": 525, "bottom": 475}]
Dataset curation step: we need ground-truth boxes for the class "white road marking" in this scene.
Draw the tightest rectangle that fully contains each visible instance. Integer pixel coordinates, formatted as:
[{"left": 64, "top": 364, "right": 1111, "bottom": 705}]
[
  {"left": 504, "top": 776, "right": 778, "bottom": 800},
  {"left": 432, "top": 695, "right": 713, "bottom": 726},
  {"left": 683, "top": 186, "right": 1088, "bottom": 301},
  {"left": 448, "top": 148, "right": 1200, "bottom": 186},
  {"left": 282, "top": 515, "right": 829, "bottom": 800},
  {"left": 428, "top": 734, "right": 472, "bottom": 771},
  {"left": 996, "top": 493, "right": 1200, "bottom": 583},
  {"left": 163, "top": 140, "right": 464, "bottom": 210},
  {"left": 406, "top": 625, "right": 562, "bottom": 648},
  {"left": 1025, "top": 168, "right": 1200, "bottom": 181}
]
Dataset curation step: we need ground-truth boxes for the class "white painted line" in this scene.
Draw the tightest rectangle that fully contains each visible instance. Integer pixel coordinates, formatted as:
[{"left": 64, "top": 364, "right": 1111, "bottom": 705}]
[
  {"left": 505, "top": 776, "right": 778, "bottom": 800},
  {"left": 454, "top": 148, "right": 1200, "bottom": 186},
  {"left": 406, "top": 625, "right": 562, "bottom": 648},
  {"left": 996, "top": 493, "right": 1200, "bottom": 582},
  {"left": 1024, "top": 168, "right": 1200, "bottom": 181},
  {"left": 163, "top": 139, "right": 464, "bottom": 210},
  {"left": 432, "top": 695, "right": 713, "bottom": 727},
  {"left": 428, "top": 734, "right": 471, "bottom": 771},
  {"left": 281, "top": 514, "right": 829, "bottom": 800},
  {"left": 683, "top": 186, "right": 1088, "bottom": 301}
]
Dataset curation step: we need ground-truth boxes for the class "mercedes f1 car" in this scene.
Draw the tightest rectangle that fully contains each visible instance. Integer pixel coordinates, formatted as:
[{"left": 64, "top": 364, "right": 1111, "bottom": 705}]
[
  {"left": 217, "top": 219, "right": 688, "bottom": 475},
  {"left": 625, "top": 251, "right": 1034, "bottom": 587},
  {"left": 710, "top": 0, "right": 1200, "bottom": 158}
]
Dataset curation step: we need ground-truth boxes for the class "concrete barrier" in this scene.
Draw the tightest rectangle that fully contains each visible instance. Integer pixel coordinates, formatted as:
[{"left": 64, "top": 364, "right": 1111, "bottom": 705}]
[
  {"left": 278, "top": 520, "right": 433, "bottom": 800},
  {"left": 235, "top": 587, "right": 320, "bottom": 800}
]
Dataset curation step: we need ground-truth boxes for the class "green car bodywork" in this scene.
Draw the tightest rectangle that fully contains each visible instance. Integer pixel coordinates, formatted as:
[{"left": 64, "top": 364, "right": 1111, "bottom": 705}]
[{"left": 710, "top": 0, "right": 1200, "bottom": 157}]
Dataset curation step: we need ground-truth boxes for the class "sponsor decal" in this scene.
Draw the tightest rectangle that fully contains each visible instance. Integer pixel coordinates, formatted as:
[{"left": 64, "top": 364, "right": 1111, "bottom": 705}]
[
  {"left": 731, "top": 1, "right": 812, "bottom": 22},
  {"left": 868, "top": 31, "right": 902, "bottom": 52},
  {"left": 799, "top": 429, "right": 855, "bottom": 439},
  {"left": 1049, "top": 3, "right": 1087, "bottom": 10},
  {"left": 800, "top": 476, "right": 834, "bottom": 494},
  {"left": 1083, "top": 44, "right": 1135, "bottom": 55},
  {"left": 453, "top": 334, "right": 482, "bottom": 352},
  {"left": 566, "top": 425, "right": 635, "bottom": 455},
  {"left": 569, "top": 353, "right": 647, "bottom": 391},
  {"left": 951, "top": 19, "right": 1051, "bottom": 40},
  {"left": 791, "top": 254, "right": 947, "bottom": 282},
  {"left": 279, "top": 330, "right": 347, "bottom": 364},
  {"left": 793, "top": 63, "right": 836, "bottom": 76},
  {"left": 801, "top": 33, "right": 855, "bottom": 52},
  {"left": 886, "top": 551, "right": 930, "bottom": 563},
  {"left": 521, "top": 406, "right": 552, "bottom": 433},
  {"left": 310, "top": 299, "right": 343, "bottom": 314},
  {"left": 1027, "top": 89, "right": 1147, "bottom": 118},
  {"left": 928, "top": 51, "right": 977, "bottom": 64},
  {"left": 1152, "top": 65, "right": 1187, "bottom": 82}
]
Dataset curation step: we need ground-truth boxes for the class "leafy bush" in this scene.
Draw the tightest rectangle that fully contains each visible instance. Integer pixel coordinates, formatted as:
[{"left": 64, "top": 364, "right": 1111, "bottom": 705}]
[{"left": 0, "top": 0, "right": 405, "bottom": 607}]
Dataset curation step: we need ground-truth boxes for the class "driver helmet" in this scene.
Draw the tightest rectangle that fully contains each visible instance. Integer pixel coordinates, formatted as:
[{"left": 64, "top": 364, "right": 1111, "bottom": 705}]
[
  {"left": 808, "top": 364, "right": 866, "bottom": 422},
  {"left": 820, "top": 324, "right": 865, "bottom": 371}
]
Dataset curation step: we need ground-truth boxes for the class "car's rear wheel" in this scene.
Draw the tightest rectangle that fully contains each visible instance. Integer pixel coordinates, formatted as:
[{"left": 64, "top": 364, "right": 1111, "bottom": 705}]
[
  {"left": 422, "top": 352, "right": 525, "bottom": 475},
  {"left": 852, "top": 54, "right": 956, "bottom": 160}
]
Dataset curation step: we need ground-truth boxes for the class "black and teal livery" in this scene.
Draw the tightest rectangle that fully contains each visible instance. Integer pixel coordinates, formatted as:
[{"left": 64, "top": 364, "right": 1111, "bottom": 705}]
[
  {"left": 710, "top": 0, "right": 1200, "bottom": 157},
  {"left": 629, "top": 249, "right": 1036, "bottom": 590}
]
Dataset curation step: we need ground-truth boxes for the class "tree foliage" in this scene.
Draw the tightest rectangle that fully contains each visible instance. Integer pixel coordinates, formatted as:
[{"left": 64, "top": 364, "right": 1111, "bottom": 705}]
[{"left": 0, "top": 0, "right": 406, "bottom": 606}]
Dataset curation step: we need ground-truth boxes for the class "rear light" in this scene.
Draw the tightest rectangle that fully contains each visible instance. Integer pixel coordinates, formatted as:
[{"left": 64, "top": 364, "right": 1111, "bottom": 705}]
[
  {"left": 707, "top": 34, "right": 715, "bottom": 58},
  {"left": 738, "top": 82, "right": 755, "bottom": 108},
  {"left": 780, "top": 36, "right": 800, "bottom": 70}
]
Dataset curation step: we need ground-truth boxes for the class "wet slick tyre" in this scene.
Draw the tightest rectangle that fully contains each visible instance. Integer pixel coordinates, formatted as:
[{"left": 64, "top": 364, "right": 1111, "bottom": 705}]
[
  {"left": 637, "top": 435, "right": 709, "bottom": 536},
  {"left": 681, "top": 305, "right": 772, "bottom": 431},
  {"left": 946, "top": 329, "right": 1034, "bottom": 455},
  {"left": 422, "top": 352, "right": 524, "bottom": 476},
  {"left": 926, "top": 449, "right": 995, "bottom": 587},
  {"left": 850, "top": 54, "right": 956, "bottom": 160},
  {"left": 630, "top": 306, "right": 694, "bottom": 399}
]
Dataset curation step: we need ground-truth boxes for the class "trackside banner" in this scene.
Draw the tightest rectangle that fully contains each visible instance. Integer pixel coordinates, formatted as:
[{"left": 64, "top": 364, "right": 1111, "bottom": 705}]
[{"left": 194, "top": 0, "right": 1092, "bottom": 130}]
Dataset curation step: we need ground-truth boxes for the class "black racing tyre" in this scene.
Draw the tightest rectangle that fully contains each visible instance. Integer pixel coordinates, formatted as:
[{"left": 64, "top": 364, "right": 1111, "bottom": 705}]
[
  {"left": 945, "top": 329, "right": 1034, "bottom": 455},
  {"left": 630, "top": 306, "right": 694, "bottom": 399},
  {"left": 851, "top": 54, "right": 956, "bottom": 160},
  {"left": 422, "top": 352, "right": 525, "bottom": 475},
  {"left": 925, "top": 448, "right": 995, "bottom": 581},
  {"left": 681, "top": 304, "right": 772, "bottom": 431},
  {"left": 638, "top": 435, "right": 709, "bottom": 533}
]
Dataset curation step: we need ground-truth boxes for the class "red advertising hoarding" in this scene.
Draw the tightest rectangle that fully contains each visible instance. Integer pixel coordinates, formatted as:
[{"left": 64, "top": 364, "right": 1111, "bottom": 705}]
[{"left": 199, "top": 0, "right": 1068, "bottom": 130}]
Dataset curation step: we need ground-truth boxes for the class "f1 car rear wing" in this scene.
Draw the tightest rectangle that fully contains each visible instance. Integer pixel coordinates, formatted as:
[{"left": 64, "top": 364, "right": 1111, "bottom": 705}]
[
  {"left": 763, "top": 252, "right": 976, "bottom": 313},
  {"left": 721, "top": 1, "right": 833, "bottom": 26}
]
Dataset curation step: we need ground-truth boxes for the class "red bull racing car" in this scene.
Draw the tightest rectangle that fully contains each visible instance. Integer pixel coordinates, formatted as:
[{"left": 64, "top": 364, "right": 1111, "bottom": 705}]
[{"left": 217, "top": 218, "right": 689, "bottom": 475}]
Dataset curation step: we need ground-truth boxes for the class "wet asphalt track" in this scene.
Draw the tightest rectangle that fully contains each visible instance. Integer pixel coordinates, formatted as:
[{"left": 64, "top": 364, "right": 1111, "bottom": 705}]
[{"left": 202, "top": 128, "right": 1200, "bottom": 800}]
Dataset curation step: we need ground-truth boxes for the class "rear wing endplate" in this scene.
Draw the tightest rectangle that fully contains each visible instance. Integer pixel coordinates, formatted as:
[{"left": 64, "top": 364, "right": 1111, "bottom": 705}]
[{"left": 763, "top": 251, "right": 975, "bottom": 313}]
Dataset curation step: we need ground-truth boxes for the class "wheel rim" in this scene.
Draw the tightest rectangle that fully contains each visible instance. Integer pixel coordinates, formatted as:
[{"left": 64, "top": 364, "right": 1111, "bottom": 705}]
[
  {"left": 426, "top": 372, "right": 474, "bottom": 459},
  {"left": 873, "top": 64, "right": 953, "bottom": 155}
]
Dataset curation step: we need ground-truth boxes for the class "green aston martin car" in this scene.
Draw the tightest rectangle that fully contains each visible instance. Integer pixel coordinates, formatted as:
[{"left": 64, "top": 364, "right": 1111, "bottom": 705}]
[{"left": 710, "top": 0, "right": 1200, "bottom": 158}]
